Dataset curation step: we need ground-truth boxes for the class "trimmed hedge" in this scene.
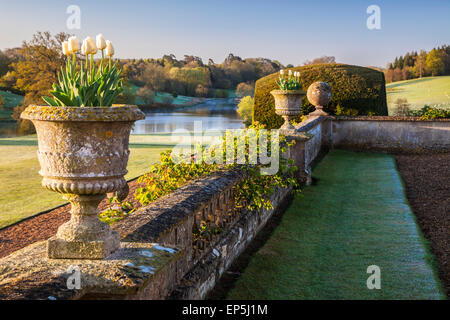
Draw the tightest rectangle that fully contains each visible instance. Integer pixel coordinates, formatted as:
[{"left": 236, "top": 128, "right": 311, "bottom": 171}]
[{"left": 253, "top": 63, "right": 388, "bottom": 128}]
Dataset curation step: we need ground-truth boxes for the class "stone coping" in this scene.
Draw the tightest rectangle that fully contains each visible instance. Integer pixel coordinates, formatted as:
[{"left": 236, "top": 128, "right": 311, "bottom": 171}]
[
  {"left": 113, "top": 169, "right": 242, "bottom": 243},
  {"left": 295, "top": 115, "right": 327, "bottom": 132},
  {"left": 20, "top": 105, "right": 145, "bottom": 122},
  {"left": 331, "top": 115, "right": 450, "bottom": 122},
  {"left": 0, "top": 241, "right": 181, "bottom": 300}
]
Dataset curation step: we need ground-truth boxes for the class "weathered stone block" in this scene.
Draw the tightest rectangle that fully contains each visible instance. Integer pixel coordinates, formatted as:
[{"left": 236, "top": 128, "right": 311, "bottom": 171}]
[{"left": 47, "top": 231, "right": 120, "bottom": 259}]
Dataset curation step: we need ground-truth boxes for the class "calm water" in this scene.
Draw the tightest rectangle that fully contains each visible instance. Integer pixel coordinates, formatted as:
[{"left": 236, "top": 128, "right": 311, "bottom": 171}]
[
  {"left": 132, "top": 98, "right": 244, "bottom": 134},
  {"left": 0, "top": 98, "right": 244, "bottom": 138}
]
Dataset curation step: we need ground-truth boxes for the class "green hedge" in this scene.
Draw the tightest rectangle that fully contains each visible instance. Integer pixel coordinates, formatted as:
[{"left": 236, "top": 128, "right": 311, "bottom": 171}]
[{"left": 253, "top": 63, "right": 388, "bottom": 128}]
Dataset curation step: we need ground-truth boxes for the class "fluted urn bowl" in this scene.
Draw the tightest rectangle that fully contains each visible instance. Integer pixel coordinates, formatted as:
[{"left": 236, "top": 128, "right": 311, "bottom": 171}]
[
  {"left": 21, "top": 105, "right": 145, "bottom": 259},
  {"left": 270, "top": 89, "right": 306, "bottom": 131}
]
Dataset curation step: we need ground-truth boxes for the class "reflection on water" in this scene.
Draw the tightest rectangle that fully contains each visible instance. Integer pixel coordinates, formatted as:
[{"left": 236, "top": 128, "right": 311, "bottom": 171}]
[{"left": 132, "top": 98, "right": 244, "bottom": 134}]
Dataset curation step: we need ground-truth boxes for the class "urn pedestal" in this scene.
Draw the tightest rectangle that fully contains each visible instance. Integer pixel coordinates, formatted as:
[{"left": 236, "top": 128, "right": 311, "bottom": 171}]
[
  {"left": 21, "top": 105, "right": 145, "bottom": 259},
  {"left": 270, "top": 89, "right": 306, "bottom": 134}
]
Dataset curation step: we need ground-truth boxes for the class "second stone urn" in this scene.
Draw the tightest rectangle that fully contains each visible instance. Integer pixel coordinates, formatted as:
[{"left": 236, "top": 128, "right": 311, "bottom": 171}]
[
  {"left": 270, "top": 89, "right": 306, "bottom": 132},
  {"left": 21, "top": 105, "right": 145, "bottom": 259}
]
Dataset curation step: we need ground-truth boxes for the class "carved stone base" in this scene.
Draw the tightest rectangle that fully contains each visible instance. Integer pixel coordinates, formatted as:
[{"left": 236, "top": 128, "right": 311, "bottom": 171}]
[
  {"left": 47, "top": 231, "right": 120, "bottom": 259},
  {"left": 48, "top": 194, "right": 120, "bottom": 259},
  {"left": 308, "top": 106, "right": 329, "bottom": 116}
]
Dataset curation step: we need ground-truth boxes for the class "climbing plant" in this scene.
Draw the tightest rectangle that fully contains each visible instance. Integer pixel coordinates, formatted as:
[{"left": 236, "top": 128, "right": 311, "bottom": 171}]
[{"left": 100, "top": 123, "right": 299, "bottom": 225}]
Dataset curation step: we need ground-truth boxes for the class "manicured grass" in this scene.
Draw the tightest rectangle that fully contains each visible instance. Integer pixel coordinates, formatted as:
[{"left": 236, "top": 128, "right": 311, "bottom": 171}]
[
  {"left": 227, "top": 150, "right": 445, "bottom": 300},
  {"left": 0, "top": 134, "right": 177, "bottom": 229},
  {"left": 0, "top": 90, "right": 24, "bottom": 120},
  {"left": 386, "top": 76, "right": 450, "bottom": 114}
]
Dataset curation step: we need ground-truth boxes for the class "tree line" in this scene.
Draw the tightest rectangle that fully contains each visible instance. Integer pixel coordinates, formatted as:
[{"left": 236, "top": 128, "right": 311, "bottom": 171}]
[
  {"left": 122, "top": 52, "right": 282, "bottom": 101},
  {"left": 0, "top": 31, "right": 285, "bottom": 132},
  {"left": 384, "top": 45, "right": 450, "bottom": 82}
]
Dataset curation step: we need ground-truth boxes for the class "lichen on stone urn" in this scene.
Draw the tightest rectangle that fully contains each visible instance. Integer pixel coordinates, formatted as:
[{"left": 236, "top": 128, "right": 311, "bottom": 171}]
[
  {"left": 306, "top": 82, "right": 332, "bottom": 116},
  {"left": 20, "top": 105, "right": 145, "bottom": 260}
]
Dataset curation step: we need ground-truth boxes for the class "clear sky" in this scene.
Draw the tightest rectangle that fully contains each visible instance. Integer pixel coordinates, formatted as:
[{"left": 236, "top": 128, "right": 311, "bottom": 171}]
[{"left": 0, "top": 0, "right": 449, "bottom": 67}]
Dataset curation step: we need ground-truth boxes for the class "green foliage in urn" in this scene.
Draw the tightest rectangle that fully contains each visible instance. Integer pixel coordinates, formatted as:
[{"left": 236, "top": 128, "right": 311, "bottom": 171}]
[
  {"left": 253, "top": 63, "right": 388, "bottom": 128},
  {"left": 276, "top": 69, "right": 302, "bottom": 90},
  {"left": 43, "top": 34, "right": 123, "bottom": 107}
]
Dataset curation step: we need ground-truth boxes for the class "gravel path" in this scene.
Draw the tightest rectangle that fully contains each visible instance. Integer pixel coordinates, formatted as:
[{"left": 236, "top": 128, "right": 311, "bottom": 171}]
[
  {"left": 395, "top": 153, "right": 450, "bottom": 298},
  {"left": 0, "top": 179, "right": 143, "bottom": 259}
]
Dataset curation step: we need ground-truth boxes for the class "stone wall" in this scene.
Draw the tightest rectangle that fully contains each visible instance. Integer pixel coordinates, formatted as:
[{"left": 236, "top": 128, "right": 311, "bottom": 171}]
[
  {"left": 290, "top": 115, "right": 450, "bottom": 184},
  {"left": 0, "top": 169, "right": 294, "bottom": 300},
  {"left": 291, "top": 116, "right": 329, "bottom": 185},
  {"left": 331, "top": 116, "right": 450, "bottom": 153}
]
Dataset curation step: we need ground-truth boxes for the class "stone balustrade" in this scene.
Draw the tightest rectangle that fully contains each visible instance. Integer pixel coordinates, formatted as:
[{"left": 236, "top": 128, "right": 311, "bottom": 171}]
[{"left": 1, "top": 115, "right": 449, "bottom": 300}]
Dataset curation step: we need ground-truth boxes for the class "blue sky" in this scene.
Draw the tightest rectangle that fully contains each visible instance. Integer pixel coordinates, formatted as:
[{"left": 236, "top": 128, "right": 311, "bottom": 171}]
[{"left": 0, "top": 0, "right": 449, "bottom": 67}]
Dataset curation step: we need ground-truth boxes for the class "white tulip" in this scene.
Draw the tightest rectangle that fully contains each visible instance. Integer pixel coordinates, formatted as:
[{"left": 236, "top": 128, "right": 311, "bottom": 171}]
[
  {"left": 81, "top": 39, "right": 88, "bottom": 55},
  {"left": 86, "top": 37, "right": 97, "bottom": 54},
  {"left": 96, "top": 33, "right": 106, "bottom": 50},
  {"left": 105, "top": 40, "right": 114, "bottom": 57},
  {"left": 280, "top": 69, "right": 284, "bottom": 75},
  {"left": 62, "top": 41, "right": 70, "bottom": 56},
  {"left": 288, "top": 70, "right": 293, "bottom": 76},
  {"left": 67, "top": 36, "right": 80, "bottom": 54}
]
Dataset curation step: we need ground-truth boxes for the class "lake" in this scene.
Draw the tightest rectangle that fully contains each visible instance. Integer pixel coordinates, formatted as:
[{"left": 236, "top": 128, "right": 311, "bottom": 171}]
[
  {"left": 0, "top": 98, "right": 244, "bottom": 138},
  {"left": 133, "top": 98, "right": 244, "bottom": 134}
]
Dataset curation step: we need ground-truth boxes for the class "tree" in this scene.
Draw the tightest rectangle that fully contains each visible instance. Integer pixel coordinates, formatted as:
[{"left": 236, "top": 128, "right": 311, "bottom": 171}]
[
  {"left": 0, "top": 94, "right": 4, "bottom": 111},
  {"left": 304, "top": 56, "right": 336, "bottom": 65},
  {"left": 426, "top": 49, "right": 444, "bottom": 76},
  {"left": 140, "top": 63, "right": 168, "bottom": 92},
  {"left": 0, "top": 51, "right": 11, "bottom": 78},
  {"left": 393, "top": 57, "right": 399, "bottom": 69},
  {"left": 8, "top": 31, "right": 70, "bottom": 103},
  {"left": 237, "top": 96, "right": 253, "bottom": 126},
  {"left": 402, "top": 67, "right": 411, "bottom": 80},
  {"left": 136, "top": 86, "right": 155, "bottom": 105},
  {"left": 195, "top": 84, "right": 209, "bottom": 97},
  {"left": 235, "top": 82, "right": 254, "bottom": 98},
  {"left": 414, "top": 51, "right": 427, "bottom": 78}
]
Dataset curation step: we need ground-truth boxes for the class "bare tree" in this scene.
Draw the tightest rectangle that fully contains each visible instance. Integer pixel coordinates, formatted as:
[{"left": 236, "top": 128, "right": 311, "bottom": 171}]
[{"left": 304, "top": 56, "right": 336, "bottom": 65}]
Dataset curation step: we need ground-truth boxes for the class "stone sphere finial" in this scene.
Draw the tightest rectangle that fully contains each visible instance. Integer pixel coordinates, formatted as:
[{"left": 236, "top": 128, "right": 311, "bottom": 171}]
[{"left": 306, "top": 81, "right": 332, "bottom": 116}]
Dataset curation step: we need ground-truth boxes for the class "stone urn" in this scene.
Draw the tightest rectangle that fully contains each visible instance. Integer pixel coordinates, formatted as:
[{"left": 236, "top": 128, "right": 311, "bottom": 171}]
[
  {"left": 306, "top": 82, "right": 332, "bottom": 116},
  {"left": 270, "top": 89, "right": 306, "bottom": 132},
  {"left": 21, "top": 105, "right": 145, "bottom": 259}
]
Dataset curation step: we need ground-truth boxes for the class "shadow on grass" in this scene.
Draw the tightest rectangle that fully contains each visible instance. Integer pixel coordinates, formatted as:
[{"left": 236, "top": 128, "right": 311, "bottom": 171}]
[
  {"left": 386, "top": 77, "right": 435, "bottom": 89},
  {"left": 0, "top": 139, "right": 38, "bottom": 146}
]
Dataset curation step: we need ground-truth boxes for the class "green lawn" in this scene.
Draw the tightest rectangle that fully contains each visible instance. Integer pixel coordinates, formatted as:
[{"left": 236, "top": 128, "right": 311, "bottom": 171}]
[
  {"left": 0, "top": 133, "right": 178, "bottom": 229},
  {"left": 227, "top": 150, "right": 445, "bottom": 300},
  {"left": 0, "top": 90, "right": 24, "bottom": 120},
  {"left": 386, "top": 76, "right": 450, "bottom": 114}
]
